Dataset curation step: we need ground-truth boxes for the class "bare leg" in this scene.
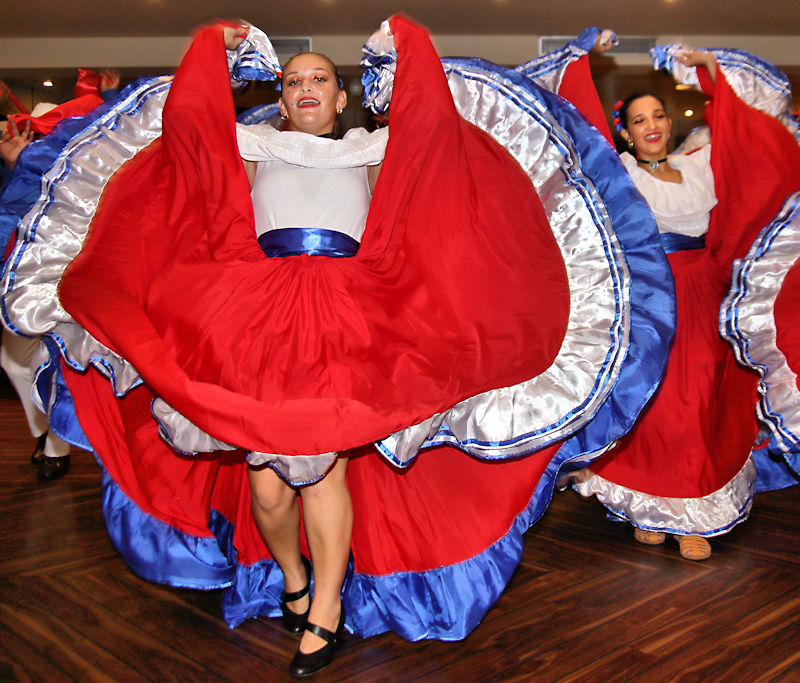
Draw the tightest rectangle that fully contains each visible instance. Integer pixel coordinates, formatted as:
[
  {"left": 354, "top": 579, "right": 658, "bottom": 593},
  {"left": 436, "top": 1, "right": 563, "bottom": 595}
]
[
  {"left": 298, "top": 456, "right": 352, "bottom": 653},
  {"left": 248, "top": 465, "right": 309, "bottom": 615}
]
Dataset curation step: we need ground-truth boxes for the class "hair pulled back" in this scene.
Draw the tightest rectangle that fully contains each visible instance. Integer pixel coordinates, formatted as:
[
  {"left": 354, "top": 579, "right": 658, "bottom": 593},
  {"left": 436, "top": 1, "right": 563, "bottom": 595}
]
[{"left": 618, "top": 91, "right": 668, "bottom": 130}]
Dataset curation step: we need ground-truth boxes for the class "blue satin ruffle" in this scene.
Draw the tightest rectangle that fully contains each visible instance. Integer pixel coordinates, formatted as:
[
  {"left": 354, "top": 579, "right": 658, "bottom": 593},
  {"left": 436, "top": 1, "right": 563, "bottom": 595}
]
[
  {"left": 96, "top": 461, "right": 551, "bottom": 641},
  {"left": 99, "top": 462, "right": 234, "bottom": 589},
  {"left": 236, "top": 102, "right": 281, "bottom": 126},
  {"left": 257, "top": 227, "right": 360, "bottom": 258},
  {"left": 659, "top": 232, "right": 706, "bottom": 254},
  {"left": 752, "top": 443, "right": 800, "bottom": 493},
  {"left": 33, "top": 337, "right": 91, "bottom": 450},
  {"left": 532, "top": 76, "right": 675, "bottom": 464}
]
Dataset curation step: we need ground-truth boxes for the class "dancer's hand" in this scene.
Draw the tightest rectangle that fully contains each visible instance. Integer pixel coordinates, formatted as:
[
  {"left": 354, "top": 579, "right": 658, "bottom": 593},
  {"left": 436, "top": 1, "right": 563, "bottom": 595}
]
[
  {"left": 0, "top": 117, "right": 33, "bottom": 170},
  {"left": 676, "top": 48, "right": 717, "bottom": 80},
  {"left": 99, "top": 68, "right": 121, "bottom": 93},
  {"left": 223, "top": 24, "right": 248, "bottom": 50},
  {"left": 592, "top": 29, "right": 617, "bottom": 54}
]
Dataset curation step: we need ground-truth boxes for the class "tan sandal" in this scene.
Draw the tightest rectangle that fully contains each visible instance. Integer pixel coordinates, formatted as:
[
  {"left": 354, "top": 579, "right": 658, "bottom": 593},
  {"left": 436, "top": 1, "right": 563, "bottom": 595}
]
[
  {"left": 634, "top": 527, "right": 666, "bottom": 545},
  {"left": 675, "top": 534, "right": 712, "bottom": 561}
]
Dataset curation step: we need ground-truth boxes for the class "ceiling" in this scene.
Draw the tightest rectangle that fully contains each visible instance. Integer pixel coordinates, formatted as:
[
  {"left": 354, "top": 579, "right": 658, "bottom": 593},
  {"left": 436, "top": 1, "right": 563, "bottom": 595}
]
[{"left": 4, "top": 0, "right": 800, "bottom": 38}]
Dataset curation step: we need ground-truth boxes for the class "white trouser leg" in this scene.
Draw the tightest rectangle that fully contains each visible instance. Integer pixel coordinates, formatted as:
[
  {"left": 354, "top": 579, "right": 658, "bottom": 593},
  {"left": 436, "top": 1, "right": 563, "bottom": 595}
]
[{"left": 1, "top": 328, "right": 49, "bottom": 438}]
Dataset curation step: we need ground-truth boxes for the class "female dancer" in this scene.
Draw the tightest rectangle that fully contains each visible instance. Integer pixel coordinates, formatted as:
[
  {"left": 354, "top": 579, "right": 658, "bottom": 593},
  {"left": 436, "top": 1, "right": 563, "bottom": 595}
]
[
  {"left": 0, "top": 17, "right": 674, "bottom": 675},
  {"left": 234, "top": 39, "right": 367, "bottom": 676},
  {"left": 568, "top": 44, "right": 800, "bottom": 560}
]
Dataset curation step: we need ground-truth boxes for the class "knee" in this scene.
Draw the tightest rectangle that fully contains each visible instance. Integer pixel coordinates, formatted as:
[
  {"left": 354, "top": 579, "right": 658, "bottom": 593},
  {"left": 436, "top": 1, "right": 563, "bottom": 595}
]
[
  {"left": 249, "top": 477, "right": 298, "bottom": 518},
  {"left": 300, "top": 470, "right": 349, "bottom": 506}
]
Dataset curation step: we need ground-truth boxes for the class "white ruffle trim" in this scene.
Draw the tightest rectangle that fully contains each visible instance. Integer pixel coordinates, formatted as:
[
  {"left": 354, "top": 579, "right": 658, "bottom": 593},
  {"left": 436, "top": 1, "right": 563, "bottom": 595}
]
[
  {"left": 236, "top": 125, "right": 388, "bottom": 168},
  {"left": 152, "top": 397, "right": 338, "bottom": 485},
  {"left": 722, "top": 191, "right": 800, "bottom": 454},
  {"left": 569, "top": 457, "right": 756, "bottom": 536}
]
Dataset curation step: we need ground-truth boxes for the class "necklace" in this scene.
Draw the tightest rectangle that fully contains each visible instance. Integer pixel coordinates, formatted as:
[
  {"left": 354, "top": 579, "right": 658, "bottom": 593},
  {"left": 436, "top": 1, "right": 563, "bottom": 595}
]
[{"left": 637, "top": 157, "right": 668, "bottom": 174}]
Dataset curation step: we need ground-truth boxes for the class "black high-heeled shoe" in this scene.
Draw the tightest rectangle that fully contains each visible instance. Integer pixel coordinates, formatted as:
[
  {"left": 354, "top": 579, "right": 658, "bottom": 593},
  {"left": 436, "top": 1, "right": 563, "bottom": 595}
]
[
  {"left": 288, "top": 602, "right": 345, "bottom": 678},
  {"left": 281, "top": 555, "right": 312, "bottom": 634}
]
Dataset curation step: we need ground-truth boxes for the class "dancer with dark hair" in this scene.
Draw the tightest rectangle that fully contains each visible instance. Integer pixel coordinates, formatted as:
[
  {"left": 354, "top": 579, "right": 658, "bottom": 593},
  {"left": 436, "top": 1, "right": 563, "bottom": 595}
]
[{"left": 562, "top": 40, "right": 800, "bottom": 560}]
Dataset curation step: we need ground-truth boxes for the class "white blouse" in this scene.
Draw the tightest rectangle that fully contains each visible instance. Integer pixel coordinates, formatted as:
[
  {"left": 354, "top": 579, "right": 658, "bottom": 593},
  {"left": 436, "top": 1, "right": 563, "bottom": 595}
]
[
  {"left": 236, "top": 125, "right": 388, "bottom": 242},
  {"left": 620, "top": 145, "right": 718, "bottom": 237}
]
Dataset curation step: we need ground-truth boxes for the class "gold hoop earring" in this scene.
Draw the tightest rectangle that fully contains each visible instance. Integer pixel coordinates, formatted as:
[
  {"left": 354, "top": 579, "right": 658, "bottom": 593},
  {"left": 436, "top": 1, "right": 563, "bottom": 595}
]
[
  {"left": 280, "top": 114, "right": 288, "bottom": 121},
  {"left": 627, "top": 139, "right": 634, "bottom": 150}
]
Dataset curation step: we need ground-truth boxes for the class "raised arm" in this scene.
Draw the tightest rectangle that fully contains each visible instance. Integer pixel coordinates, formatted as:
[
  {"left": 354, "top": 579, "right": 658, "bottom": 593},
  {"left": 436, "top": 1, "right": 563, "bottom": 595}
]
[{"left": 514, "top": 27, "right": 618, "bottom": 145}]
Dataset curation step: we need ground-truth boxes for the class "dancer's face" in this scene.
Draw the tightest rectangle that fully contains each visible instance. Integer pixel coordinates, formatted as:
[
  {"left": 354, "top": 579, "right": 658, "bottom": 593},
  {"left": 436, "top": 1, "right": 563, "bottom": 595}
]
[
  {"left": 621, "top": 95, "right": 672, "bottom": 160},
  {"left": 279, "top": 53, "right": 347, "bottom": 136}
]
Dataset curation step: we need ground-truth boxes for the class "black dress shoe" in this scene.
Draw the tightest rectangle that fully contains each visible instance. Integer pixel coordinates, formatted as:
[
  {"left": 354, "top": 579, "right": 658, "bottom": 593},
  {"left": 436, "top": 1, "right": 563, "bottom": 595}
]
[
  {"left": 281, "top": 555, "right": 312, "bottom": 634},
  {"left": 36, "top": 454, "right": 70, "bottom": 481},
  {"left": 289, "top": 603, "right": 345, "bottom": 678},
  {"left": 30, "top": 433, "right": 48, "bottom": 465}
]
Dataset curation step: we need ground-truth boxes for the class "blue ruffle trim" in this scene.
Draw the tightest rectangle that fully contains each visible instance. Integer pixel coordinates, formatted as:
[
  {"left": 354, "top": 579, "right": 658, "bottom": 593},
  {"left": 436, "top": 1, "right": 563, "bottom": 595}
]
[
  {"left": 516, "top": 69, "right": 674, "bottom": 465},
  {"left": 236, "top": 102, "right": 281, "bottom": 125},
  {"left": 214, "top": 445, "right": 573, "bottom": 639},
  {"left": 752, "top": 443, "right": 800, "bottom": 493},
  {"left": 95, "top": 444, "right": 566, "bottom": 639},
  {"left": 99, "top": 457, "right": 235, "bottom": 590},
  {"left": 32, "top": 337, "right": 91, "bottom": 450}
]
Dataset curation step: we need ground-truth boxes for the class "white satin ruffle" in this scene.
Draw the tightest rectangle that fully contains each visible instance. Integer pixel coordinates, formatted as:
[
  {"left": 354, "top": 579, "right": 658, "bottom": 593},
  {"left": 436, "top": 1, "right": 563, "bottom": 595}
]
[
  {"left": 1, "top": 77, "right": 172, "bottom": 397},
  {"left": 722, "top": 191, "right": 800, "bottom": 456},
  {"left": 236, "top": 125, "right": 388, "bottom": 168},
  {"left": 568, "top": 457, "right": 756, "bottom": 536}
]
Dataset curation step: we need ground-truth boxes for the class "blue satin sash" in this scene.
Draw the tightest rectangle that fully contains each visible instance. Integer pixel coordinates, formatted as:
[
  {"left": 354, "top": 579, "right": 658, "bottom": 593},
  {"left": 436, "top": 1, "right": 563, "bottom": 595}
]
[
  {"left": 659, "top": 232, "right": 706, "bottom": 254},
  {"left": 258, "top": 227, "right": 360, "bottom": 258}
]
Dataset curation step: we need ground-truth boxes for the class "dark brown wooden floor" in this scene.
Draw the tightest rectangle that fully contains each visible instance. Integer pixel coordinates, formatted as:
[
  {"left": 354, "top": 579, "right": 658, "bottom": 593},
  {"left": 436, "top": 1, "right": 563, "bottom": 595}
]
[{"left": 2, "top": 372, "right": 800, "bottom": 683}]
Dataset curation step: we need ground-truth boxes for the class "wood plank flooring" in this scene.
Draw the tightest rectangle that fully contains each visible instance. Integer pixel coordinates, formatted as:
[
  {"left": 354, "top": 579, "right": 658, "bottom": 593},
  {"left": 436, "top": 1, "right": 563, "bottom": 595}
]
[{"left": 1, "top": 372, "right": 799, "bottom": 682}]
